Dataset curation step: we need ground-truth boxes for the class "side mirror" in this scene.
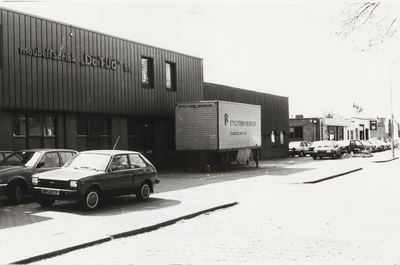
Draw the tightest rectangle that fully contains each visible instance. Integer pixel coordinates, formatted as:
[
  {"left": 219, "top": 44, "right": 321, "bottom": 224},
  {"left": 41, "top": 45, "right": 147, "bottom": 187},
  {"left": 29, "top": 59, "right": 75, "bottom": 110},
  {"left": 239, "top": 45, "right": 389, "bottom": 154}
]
[{"left": 37, "top": 162, "right": 45, "bottom": 168}]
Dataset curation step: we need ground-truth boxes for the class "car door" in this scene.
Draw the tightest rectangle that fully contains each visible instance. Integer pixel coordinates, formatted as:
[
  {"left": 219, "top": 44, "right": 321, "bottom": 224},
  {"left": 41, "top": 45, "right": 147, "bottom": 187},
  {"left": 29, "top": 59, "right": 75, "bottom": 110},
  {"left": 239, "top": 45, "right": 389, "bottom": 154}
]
[
  {"left": 128, "top": 153, "right": 151, "bottom": 191},
  {"left": 106, "top": 154, "right": 134, "bottom": 195}
]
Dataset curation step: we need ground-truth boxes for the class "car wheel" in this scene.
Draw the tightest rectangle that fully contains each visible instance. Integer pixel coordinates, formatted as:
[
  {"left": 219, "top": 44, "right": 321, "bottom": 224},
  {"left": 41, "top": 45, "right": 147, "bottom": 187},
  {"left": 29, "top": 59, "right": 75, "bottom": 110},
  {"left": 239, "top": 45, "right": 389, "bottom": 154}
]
[
  {"left": 312, "top": 156, "right": 317, "bottom": 160},
  {"left": 333, "top": 152, "right": 337, "bottom": 159},
  {"left": 337, "top": 151, "right": 341, "bottom": 158},
  {"left": 9, "top": 182, "right": 23, "bottom": 204},
  {"left": 136, "top": 183, "right": 150, "bottom": 201},
  {"left": 82, "top": 188, "right": 101, "bottom": 210},
  {"left": 299, "top": 151, "right": 304, "bottom": 157},
  {"left": 36, "top": 197, "right": 55, "bottom": 207}
]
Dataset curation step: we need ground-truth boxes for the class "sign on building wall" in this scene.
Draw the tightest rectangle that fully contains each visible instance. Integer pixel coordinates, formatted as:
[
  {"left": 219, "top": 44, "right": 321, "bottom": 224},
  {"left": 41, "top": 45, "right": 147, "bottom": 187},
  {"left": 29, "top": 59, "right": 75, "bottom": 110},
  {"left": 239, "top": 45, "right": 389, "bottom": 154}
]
[{"left": 370, "top": 120, "right": 377, "bottom": 130}]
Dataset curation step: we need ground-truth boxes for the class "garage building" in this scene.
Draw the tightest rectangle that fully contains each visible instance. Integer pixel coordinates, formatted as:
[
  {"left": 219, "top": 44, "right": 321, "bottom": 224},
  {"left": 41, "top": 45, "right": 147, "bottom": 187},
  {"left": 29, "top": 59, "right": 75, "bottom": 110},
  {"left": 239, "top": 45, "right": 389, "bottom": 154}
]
[{"left": 0, "top": 7, "right": 288, "bottom": 170}]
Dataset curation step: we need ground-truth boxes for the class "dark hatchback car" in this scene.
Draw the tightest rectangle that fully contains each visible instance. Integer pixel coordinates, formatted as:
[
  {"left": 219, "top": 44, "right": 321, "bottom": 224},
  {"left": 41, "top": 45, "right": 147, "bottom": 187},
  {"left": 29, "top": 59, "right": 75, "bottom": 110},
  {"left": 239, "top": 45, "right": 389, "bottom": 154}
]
[
  {"left": 0, "top": 149, "right": 77, "bottom": 204},
  {"left": 311, "top": 141, "right": 342, "bottom": 159},
  {"left": 32, "top": 150, "right": 160, "bottom": 210},
  {"left": 336, "top": 140, "right": 366, "bottom": 154}
]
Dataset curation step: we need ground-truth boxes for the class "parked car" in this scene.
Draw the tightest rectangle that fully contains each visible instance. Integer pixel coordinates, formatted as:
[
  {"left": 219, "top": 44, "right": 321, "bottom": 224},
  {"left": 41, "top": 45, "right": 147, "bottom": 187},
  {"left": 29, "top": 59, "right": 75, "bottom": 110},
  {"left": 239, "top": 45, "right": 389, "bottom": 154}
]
[
  {"left": 289, "top": 141, "right": 312, "bottom": 157},
  {"left": 369, "top": 139, "right": 385, "bottom": 152},
  {"left": 336, "top": 140, "right": 366, "bottom": 154},
  {"left": 0, "top": 151, "right": 12, "bottom": 163},
  {"left": 310, "top": 141, "right": 342, "bottom": 159},
  {"left": 361, "top": 140, "right": 375, "bottom": 152},
  {"left": 0, "top": 149, "right": 77, "bottom": 204},
  {"left": 32, "top": 150, "right": 160, "bottom": 210}
]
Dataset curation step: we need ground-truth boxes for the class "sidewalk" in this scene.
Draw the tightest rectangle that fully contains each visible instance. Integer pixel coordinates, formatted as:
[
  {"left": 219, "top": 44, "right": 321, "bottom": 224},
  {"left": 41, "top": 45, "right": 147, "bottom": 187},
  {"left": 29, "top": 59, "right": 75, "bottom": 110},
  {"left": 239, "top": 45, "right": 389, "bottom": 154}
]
[{"left": 1, "top": 150, "right": 398, "bottom": 264}]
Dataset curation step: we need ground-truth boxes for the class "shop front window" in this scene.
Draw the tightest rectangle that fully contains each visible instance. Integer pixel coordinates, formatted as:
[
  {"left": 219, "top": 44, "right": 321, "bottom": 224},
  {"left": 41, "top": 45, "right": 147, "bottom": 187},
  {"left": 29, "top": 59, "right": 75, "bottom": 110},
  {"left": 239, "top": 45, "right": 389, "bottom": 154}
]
[
  {"left": 12, "top": 114, "right": 56, "bottom": 150},
  {"left": 77, "top": 116, "right": 110, "bottom": 151}
]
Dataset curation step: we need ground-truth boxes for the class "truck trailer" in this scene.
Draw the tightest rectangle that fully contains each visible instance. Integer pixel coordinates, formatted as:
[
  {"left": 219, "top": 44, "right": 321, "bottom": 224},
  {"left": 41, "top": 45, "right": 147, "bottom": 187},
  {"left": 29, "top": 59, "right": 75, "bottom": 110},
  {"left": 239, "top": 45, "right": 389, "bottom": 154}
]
[{"left": 175, "top": 101, "right": 261, "bottom": 170}]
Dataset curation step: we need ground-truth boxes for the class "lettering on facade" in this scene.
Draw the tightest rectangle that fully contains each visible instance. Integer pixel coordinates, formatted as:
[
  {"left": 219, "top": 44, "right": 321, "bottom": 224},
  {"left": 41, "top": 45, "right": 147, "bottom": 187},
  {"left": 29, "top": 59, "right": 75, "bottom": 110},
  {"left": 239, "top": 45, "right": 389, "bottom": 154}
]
[
  {"left": 80, "top": 54, "right": 132, "bottom": 72},
  {"left": 19, "top": 47, "right": 76, "bottom": 63}
]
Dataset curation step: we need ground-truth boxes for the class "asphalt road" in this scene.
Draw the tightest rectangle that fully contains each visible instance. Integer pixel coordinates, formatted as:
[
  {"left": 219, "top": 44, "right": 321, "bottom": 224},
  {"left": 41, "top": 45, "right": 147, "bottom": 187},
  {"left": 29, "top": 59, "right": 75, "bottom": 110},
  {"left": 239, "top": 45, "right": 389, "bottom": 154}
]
[
  {"left": 30, "top": 152, "right": 400, "bottom": 265},
  {"left": 0, "top": 156, "right": 316, "bottom": 229}
]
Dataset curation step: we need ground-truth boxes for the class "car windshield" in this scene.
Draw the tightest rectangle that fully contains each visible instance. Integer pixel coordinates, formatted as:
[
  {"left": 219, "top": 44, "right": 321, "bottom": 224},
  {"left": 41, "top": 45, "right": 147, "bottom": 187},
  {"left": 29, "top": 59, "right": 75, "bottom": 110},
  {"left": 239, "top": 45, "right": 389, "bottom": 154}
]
[
  {"left": 64, "top": 153, "right": 111, "bottom": 171},
  {"left": 0, "top": 151, "right": 40, "bottom": 167},
  {"left": 312, "top": 141, "right": 334, "bottom": 148}
]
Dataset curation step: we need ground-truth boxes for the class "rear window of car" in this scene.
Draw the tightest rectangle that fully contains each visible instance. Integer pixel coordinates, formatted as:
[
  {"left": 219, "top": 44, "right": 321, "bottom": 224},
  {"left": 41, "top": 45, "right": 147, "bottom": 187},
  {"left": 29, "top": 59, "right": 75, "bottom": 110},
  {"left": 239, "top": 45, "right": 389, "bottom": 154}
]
[
  {"left": 60, "top": 152, "right": 75, "bottom": 165},
  {"left": 129, "top": 154, "right": 147, "bottom": 168}
]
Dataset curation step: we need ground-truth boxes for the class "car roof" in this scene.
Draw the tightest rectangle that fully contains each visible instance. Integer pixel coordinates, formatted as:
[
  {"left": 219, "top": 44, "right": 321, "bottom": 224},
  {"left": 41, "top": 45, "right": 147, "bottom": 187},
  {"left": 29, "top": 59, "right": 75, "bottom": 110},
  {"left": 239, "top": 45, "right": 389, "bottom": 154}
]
[
  {"left": 15, "top": 149, "right": 77, "bottom": 153},
  {"left": 80, "top": 150, "right": 141, "bottom": 155}
]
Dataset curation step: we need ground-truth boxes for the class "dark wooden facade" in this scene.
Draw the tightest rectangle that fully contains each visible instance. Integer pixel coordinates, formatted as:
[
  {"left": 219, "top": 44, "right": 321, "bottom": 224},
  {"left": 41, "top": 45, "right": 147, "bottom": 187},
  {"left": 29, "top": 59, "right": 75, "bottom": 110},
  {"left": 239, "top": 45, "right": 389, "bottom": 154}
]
[
  {"left": 0, "top": 8, "right": 203, "bottom": 117},
  {"left": 0, "top": 7, "right": 290, "bottom": 170}
]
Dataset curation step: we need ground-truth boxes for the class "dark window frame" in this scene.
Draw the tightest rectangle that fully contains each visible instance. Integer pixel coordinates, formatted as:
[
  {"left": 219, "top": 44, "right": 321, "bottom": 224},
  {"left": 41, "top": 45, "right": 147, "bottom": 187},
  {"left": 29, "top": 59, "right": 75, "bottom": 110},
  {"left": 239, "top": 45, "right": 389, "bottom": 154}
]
[
  {"left": 77, "top": 115, "right": 110, "bottom": 151},
  {"left": 12, "top": 113, "right": 57, "bottom": 149},
  {"left": 141, "top": 57, "right": 154, "bottom": 89},
  {"left": 289, "top": 126, "right": 303, "bottom": 139},
  {"left": 165, "top": 61, "right": 177, "bottom": 91}
]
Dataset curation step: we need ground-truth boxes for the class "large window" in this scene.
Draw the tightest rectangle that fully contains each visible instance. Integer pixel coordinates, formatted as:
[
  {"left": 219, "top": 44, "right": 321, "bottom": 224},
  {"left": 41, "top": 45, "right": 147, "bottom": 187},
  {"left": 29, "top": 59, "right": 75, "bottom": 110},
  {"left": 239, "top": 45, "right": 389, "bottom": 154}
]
[
  {"left": 166, "top": 62, "right": 176, "bottom": 91},
  {"left": 289, "top": 126, "right": 303, "bottom": 139},
  {"left": 141, "top": 57, "right": 154, "bottom": 88},
  {"left": 77, "top": 116, "right": 110, "bottom": 151},
  {"left": 128, "top": 117, "right": 154, "bottom": 157},
  {"left": 12, "top": 114, "right": 56, "bottom": 150}
]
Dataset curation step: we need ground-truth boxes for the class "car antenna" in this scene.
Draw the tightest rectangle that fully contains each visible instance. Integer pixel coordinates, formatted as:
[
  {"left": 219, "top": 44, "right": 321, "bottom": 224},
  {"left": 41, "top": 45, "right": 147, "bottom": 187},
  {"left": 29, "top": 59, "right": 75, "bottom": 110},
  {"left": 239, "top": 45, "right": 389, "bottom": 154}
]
[{"left": 113, "top": 136, "right": 120, "bottom": 150}]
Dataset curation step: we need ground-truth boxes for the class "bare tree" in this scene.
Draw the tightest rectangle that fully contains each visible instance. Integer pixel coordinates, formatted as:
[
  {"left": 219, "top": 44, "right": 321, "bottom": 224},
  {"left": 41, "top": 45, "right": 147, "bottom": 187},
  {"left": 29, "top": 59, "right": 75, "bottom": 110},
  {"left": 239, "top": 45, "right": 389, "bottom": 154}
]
[
  {"left": 353, "top": 102, "right": 364, "bottom": 116},
  {"left": 323, "top": 110, "right": 343, "bottom": 119},
  {"left": 333, "top": 2, "right": 398, "bottom": 51}
]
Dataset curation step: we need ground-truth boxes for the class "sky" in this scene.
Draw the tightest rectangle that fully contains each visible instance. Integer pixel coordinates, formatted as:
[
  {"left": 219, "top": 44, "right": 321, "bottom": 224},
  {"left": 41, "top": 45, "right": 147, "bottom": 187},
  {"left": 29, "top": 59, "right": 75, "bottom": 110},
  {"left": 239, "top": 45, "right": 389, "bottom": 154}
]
[{"left": 1, "top": 0, "right": 399, "bottom": 121}]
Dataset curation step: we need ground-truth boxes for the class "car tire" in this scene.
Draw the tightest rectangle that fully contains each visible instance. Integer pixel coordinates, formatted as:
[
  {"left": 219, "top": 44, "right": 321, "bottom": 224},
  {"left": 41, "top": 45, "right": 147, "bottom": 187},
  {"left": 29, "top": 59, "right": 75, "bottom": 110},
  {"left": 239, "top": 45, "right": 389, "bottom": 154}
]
[
  {"left": 312, "top": 156, "right": 317, "bottom": 160},
  {"left": 9, "top": 182, "right": 23, "bottom": 204},
  {"left": 36, "top": 197, "right": 55, "bottom": 207},
  {"left": 82, "top": 188, "right": 101, "bottom": 210},
  {"left": 136, "top": 183, "right": 150, "bottom": 202},
  {"left": 299, "top": 151, "right": 304, "bottom": 157}
]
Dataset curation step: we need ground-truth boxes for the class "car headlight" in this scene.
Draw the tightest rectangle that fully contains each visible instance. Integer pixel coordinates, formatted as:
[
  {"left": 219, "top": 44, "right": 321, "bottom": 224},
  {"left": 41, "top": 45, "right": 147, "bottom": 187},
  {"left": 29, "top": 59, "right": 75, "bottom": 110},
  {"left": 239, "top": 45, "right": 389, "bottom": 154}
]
[
  {"left": 32, "top": 176, "right": 39, "bottom": 185},
  {"left": 327, "top": 150, "right": 332, "bottom": 153},
  {"left": 70, "top": 180, "right": 78, "bottom": 188}
]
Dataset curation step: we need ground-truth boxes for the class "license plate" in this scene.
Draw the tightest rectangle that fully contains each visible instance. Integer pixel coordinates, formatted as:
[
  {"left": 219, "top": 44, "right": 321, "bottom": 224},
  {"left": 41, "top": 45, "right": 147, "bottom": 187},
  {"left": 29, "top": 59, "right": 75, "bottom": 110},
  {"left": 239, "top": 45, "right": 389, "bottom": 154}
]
[{"left": 41, "top": 189, "right": 59, "bottom": 195}]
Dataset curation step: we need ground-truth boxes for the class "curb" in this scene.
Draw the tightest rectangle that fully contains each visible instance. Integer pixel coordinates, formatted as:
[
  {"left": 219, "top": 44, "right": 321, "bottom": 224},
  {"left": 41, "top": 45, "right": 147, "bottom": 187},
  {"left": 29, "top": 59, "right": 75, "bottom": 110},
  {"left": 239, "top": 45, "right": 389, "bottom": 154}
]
[
  {"left": 373, "top": 157, "right": 399, "bottom": 163},
  {"left": 12, "top": 202, "right": 238, "bottom": 265},
  {"left": 302, "top": 168, "right": 363, "bottom": 184}
]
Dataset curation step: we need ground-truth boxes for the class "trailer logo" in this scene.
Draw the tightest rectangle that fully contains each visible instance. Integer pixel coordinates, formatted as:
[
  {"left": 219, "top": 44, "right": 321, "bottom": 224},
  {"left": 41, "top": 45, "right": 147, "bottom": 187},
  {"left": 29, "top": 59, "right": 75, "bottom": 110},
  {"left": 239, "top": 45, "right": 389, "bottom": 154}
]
[{"left": 225, "top": 113, "right": 229, "bottom": 126}]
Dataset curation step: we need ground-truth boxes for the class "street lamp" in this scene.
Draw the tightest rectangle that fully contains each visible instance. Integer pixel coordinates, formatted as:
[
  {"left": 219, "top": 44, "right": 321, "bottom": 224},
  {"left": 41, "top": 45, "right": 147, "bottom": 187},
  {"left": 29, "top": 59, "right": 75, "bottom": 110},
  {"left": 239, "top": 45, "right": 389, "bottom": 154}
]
[{"left": 390, "top": 61, "right": 397, "bottom": 158}]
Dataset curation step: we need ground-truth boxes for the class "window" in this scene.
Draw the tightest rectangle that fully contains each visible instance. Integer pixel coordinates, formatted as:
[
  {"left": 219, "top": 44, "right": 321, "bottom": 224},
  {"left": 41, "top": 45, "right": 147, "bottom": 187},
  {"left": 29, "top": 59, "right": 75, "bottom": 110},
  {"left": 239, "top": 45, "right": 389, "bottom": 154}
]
[
  {"left": 60, "top": 152, "right": 75, "bottom": 165},
  {"left": 280, "top": 131, "right": 285, "bottom": 145},
  {"left": 141, "top": 57, "right": 154, "bottom": 88},
  {"left": 12, "top": 114, "right": 56, "bottom": 150},
  {"left": 110, "top": 155, "right": 129, "bottom": 171},
  {"left": 289, "top": 126, "right": 303, "bottom": 139},
  {"left": 166, "top": 62, "right": 176, "bottom": 91},
  {"left": 39, "top": 152, "right": 60, "bottom": 168},
  {"left": 271, "top": 131, "right": 276, "bottom": 146},
  {"left": 129, "top": 154, "right": 147, "bottom": 168},
  {"left": 77, "top": 116, "right": 110, "bottom": 151}
]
